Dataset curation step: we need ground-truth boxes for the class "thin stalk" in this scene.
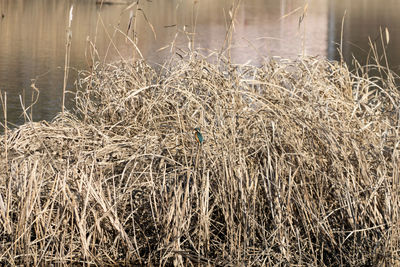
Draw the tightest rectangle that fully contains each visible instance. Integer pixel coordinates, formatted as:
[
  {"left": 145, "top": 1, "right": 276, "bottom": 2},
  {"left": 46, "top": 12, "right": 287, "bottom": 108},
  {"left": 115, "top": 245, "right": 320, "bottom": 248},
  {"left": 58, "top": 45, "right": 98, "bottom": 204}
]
[
  {"left": 62, "top": 5, "right": 74, "bottom": 116},
  {"left": 340, "top": 10, "right": 347, "bottom": 66},
  {"left": 221, "top": 0, "right": 242, "bottom": 62},
  {"left": 1, "top": 91, "right": 7, "bottom": 167}
]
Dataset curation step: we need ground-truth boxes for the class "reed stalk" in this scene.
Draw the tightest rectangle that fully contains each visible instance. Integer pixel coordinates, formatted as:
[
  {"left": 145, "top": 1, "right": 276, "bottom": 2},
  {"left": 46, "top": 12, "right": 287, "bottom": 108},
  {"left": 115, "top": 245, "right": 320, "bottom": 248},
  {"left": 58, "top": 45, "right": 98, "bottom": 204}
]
[
  {"left": 0, "top": 91, "right": 7, "bottom": 166},
  {"left": 62, "top": 5, "right": 73, "bottom": 116}
]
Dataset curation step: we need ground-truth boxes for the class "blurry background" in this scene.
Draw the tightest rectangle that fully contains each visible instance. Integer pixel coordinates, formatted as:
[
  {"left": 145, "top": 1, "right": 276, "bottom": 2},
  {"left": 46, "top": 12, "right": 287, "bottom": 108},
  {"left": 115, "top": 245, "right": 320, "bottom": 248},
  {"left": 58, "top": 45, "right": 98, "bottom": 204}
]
[{"left": 0, "top": 0, "right": 398, "bottom": 126}]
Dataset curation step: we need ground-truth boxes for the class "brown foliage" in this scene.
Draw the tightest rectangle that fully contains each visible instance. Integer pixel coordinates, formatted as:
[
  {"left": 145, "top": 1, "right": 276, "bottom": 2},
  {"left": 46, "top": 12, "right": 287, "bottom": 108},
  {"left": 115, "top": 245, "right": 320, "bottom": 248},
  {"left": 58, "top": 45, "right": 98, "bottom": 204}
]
[{"left": 0, "top": 55, "right": 399, "bottom": 266}]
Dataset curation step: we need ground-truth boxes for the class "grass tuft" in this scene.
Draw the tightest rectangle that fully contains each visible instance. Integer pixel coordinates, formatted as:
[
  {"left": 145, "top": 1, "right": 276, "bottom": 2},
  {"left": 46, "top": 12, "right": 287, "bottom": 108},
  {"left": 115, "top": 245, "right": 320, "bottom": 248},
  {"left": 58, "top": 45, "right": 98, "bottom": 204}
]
[{"left": 0, "top": 55, "right": 399, "bottom": 266}]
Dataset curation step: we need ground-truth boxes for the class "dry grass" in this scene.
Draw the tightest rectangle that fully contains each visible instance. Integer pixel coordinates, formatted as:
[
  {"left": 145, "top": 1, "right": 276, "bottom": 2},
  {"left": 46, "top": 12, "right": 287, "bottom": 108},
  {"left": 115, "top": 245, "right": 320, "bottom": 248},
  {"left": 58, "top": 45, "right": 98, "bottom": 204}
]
[{"left": 0, "top": 54, "right": 399, "bottom": 266}]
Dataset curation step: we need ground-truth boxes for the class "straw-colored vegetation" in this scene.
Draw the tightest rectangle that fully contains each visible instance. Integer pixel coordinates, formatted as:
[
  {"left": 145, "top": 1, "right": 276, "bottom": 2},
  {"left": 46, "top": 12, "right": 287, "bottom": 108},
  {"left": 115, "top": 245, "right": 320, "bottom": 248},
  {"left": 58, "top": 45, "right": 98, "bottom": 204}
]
[{"left": 0, "top": 54, "right": 399, "bottom": 266}]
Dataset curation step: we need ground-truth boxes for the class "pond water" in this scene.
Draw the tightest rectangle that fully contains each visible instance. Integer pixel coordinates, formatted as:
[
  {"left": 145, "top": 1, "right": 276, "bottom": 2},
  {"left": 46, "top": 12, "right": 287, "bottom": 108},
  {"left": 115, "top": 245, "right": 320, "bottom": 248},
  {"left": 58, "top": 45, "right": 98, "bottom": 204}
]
[{"left": 0, "top": 0, "right": 399, "bottom": 127}]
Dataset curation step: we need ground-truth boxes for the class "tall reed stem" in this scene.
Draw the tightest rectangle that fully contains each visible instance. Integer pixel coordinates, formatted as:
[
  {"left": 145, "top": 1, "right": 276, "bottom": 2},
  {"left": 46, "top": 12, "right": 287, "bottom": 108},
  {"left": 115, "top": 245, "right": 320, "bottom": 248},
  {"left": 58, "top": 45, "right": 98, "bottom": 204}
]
[
  {"left": 62, "top": 5, "right": 74, "bottom": 115},
  {"left": 2, "top": 92, "right": 7, "bottom": 166}
]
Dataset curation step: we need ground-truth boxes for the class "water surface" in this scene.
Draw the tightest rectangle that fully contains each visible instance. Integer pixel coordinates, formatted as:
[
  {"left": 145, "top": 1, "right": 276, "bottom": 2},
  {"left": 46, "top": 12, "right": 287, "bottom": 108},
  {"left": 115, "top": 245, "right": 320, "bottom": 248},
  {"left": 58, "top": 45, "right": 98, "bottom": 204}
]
[{"left": 0, "top": 0, "right": 399, "bottom": 127}]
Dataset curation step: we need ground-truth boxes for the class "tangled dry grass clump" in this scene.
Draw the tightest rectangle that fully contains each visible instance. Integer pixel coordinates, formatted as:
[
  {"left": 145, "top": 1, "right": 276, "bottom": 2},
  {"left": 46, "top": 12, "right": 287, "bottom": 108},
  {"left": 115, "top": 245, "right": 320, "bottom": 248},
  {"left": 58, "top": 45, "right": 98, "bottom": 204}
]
[{"left": 0, "top": 55, "right": 399, "bottom": 266}]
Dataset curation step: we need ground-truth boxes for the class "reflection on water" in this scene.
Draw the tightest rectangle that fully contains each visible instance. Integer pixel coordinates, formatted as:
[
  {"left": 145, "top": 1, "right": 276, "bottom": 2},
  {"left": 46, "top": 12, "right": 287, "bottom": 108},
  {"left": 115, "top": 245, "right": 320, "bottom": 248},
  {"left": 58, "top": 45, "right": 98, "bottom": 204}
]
[
  {"left": 328, "top": 0, "right": 400, "bottom": 72},
  {"left": 0, "top": 0, "right": 399, "bottom": 126}
]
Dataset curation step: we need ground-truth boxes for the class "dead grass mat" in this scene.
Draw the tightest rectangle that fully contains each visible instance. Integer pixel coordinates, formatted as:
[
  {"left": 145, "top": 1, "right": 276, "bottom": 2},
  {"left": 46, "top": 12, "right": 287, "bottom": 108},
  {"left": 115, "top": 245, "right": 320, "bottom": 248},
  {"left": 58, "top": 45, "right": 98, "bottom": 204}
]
[{"left": 0, "top": 56, "right": 399, "bottom": 266}]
